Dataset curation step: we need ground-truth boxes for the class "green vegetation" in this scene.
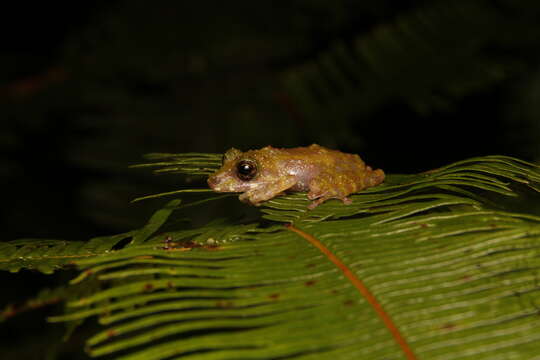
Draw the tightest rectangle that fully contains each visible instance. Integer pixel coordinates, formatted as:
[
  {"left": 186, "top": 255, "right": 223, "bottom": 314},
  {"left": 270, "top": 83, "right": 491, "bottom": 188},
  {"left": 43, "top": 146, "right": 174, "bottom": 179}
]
[{"left": 2, "top": 155, "right": 539, "bottom": 359}]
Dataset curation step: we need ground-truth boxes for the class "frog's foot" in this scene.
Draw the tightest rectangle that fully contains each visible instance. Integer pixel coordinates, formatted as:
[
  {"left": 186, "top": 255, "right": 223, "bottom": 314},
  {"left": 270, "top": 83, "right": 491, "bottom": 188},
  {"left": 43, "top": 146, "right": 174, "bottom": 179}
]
[
  {"left": 307, "top": 195, "right": 352, "bottom": 209},
  {"left": 307, "top": 197, "right": 325, "bottom": 210},
  {"left": 307, "top": 191, "right": 319, "bottom": 200},
  {"left": 239, "top": 192, "right": 259, "bottom": 206},
  {"left": 306, "top": 189, "right": 324, "bottom": 209}
]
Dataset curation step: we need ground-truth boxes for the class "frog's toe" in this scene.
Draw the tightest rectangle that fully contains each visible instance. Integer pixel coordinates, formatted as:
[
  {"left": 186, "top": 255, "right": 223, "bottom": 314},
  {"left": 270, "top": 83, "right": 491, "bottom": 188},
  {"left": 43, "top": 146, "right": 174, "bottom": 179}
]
[
  {"left": 307, "top": 198, "right": 326, "bottom": 209},
  {"left": 307, "top": 190, "right": 326, "bottom": 200},
  {"left": 341, "top": 197, "right": 352, "bottom": 205},
  {"left": 239, "top": 193, "right": 254, "bottom": 205}
]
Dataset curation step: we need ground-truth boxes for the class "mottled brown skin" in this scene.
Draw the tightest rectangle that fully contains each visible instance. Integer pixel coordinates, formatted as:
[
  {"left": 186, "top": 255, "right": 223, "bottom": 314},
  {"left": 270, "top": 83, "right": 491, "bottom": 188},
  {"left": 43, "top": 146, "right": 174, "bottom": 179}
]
[{"left": 207, "top": 144, "right": 385, "bottom": 209}]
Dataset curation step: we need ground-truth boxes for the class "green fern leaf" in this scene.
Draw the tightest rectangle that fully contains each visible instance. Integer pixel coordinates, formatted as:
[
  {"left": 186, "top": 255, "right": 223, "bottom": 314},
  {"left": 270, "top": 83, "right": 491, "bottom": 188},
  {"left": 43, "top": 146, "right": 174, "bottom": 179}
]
[
  {"left": 0, "top": 199, "right": 183, "bottom": 273},
  {"left": 0, "top": 235, "right": 132, "bottom": 274},
  {"left": 36, "top": 154, "right": 540, "bottom": 359}
]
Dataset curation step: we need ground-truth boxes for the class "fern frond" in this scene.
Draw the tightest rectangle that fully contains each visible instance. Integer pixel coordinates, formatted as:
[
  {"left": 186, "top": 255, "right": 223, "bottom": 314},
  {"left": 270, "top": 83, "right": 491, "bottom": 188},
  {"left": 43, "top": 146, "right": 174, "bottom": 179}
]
[
  {"left": 0, "top": 199, "right": 182, "bottom": 274},
  {"left": 39, "top": 154, "right": 540, "bottom": 359},
  {"left": 261, "top": 155, "right": 540, "bottom": 223},
  {"left": 282, "top": 1, "right": 515, "bottom": 117},
  {"left": 51, "top": 207, "right": 540, "bottom": 359},
  {"left": 131, "top": 152, "right": 222, "bottom": 176},
  {"left": 0, "top": 235, "right": 132, "bottom": 274}
]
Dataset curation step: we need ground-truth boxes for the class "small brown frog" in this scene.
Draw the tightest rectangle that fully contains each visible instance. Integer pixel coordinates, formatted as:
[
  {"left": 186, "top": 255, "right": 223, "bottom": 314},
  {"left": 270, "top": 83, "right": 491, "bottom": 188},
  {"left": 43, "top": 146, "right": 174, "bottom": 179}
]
[{"left": 207, "top": 144, "right": 385, "bottom": 209}]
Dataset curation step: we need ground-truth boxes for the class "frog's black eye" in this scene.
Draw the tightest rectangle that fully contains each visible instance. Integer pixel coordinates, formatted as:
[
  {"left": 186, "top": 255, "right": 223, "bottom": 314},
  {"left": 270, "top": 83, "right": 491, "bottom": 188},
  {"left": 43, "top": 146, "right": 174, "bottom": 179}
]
[{"left": 236, "top": 160, "right": 257, "bottom": 181}]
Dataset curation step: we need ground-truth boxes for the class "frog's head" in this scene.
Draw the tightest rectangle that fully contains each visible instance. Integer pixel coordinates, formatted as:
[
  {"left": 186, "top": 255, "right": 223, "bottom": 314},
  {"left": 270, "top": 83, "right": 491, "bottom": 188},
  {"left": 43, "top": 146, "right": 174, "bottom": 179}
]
[{"left": 207, "top": 148, "right": 264, "bottom": 193}]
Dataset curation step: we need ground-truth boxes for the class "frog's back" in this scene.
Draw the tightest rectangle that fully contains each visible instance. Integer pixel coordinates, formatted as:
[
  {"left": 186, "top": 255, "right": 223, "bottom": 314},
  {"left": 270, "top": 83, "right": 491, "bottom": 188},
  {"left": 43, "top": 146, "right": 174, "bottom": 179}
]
[
  {"left": 274, "top": 144, "right": 366, "bottom": 173},
  {"left": 293, "top": 144, "right": 382, "bottom": 188}
]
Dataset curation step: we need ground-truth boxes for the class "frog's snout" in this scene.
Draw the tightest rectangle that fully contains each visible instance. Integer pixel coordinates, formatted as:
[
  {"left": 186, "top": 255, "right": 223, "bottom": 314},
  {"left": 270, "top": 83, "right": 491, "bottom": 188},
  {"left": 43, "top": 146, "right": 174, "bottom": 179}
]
[
  {"left": 207, "top": 173, "right": 228, "bottom": 191},
  {"left": 207, "top": 175, "right": 219, "bottom": 189},
  {"left": 207, "top": 172, "right": 249, "bottom": 193}
]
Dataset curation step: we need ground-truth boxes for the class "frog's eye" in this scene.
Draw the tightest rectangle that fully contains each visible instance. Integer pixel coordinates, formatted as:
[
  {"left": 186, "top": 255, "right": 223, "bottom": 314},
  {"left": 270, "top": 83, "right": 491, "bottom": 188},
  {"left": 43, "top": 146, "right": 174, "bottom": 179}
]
[{"left": 236, "top": 160, "right": 257, "bottom": 181}]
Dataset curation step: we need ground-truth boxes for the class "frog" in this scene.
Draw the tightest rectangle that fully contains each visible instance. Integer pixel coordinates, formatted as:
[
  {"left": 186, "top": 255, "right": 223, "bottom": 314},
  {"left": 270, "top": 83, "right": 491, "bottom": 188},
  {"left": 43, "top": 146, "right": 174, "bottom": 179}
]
[{"left": 207, "top": 144, "right": 385, "bottom": 209}]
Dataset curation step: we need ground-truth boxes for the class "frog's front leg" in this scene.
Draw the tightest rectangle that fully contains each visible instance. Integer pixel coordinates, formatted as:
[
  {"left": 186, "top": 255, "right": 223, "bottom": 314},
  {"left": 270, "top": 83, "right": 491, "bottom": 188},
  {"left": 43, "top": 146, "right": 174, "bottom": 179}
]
[{"left": 239, "top": 176, "right": 297, "bottom": 206}]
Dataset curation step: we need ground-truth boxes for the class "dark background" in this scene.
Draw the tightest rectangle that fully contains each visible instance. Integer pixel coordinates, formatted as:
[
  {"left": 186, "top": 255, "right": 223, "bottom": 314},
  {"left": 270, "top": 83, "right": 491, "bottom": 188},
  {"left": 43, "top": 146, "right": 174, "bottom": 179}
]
[{"left": 1, "top": 1, "right": 540, "bottom": 359}]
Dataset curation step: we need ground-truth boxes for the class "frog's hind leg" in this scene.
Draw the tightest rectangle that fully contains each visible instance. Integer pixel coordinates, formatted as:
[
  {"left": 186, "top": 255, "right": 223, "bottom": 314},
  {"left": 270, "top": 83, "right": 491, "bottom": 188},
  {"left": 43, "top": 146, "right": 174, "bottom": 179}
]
[
  {"left": 307, "top": 174, "right": 355, "bottom": 209},
  {"left": 307, "top": 194, "right": 353, "bottom": 209},
  {"left": 364, "top": 167, "right": 385, "bottom": 188}
]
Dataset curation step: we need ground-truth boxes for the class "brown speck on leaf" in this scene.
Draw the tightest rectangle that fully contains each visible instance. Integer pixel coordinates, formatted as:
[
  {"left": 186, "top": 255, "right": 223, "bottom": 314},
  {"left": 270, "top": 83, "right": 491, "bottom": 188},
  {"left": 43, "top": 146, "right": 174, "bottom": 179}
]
[
  {"left": 343, "top": 299, "right": 355, "bottom": 306},
  {"left": 159, "top": 239, "right": 222, "bottom": 251},
  {"left": 167, "top": 281, "right": 174, "bottom": 289},
  {"left": 268, "top": 293, "right": 280, "bottom": 300},
  {"left": 136, "top": 255, "right": 154, "bottom": 259},
  {"left": 490, "top": 223, "right": 498, "bottom": 229},
  {"left": 107, "top": 330, "right": 117, "bottom": 338},
  {"left": 3, "top": 297, "right": 62, "bottom": 319},
  {"left": 419, "top": 223, "right": 429, "bottom": 228},
  {"left": 173, "top": 240, "right": 221, "bottom": 251},
  {"left": 305, "top": 280, "right": 317, "bottom": 286},
  {"left": 461, "top": 275, "right": 472, "bottom": 282},
  {"left": 183, "top": 240, "right": 202, "bottom": 249},
  {"left": 143, "top": 283, "right": 154, "bottom": 292},
  {"left": 441, "top": 323, "right": 456, "bottom": 330},
  {"left": 216, "top": 300, "right": 234, "bottom": 308},
  {"left": 306, "top": 263, "right": 317, "bottom": 268},
  {"left": 330, "top": 289, "right": 339, "bottom": 295}
]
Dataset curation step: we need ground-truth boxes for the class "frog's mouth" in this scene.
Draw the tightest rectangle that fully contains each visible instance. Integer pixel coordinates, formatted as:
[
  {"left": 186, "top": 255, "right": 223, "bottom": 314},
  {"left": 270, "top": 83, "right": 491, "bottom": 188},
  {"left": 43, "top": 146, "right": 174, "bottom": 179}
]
[
  {"left": 207, "top": 175, "right": 233, "bottom": 192},
  {"left": 207, "top": 173, "right": 257, "bottom": 193},
  {"left": 207, "top": 173, "right": 241, "bottom": 192}
]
